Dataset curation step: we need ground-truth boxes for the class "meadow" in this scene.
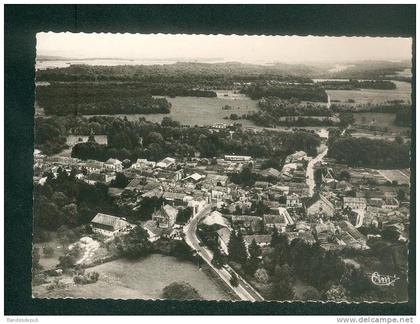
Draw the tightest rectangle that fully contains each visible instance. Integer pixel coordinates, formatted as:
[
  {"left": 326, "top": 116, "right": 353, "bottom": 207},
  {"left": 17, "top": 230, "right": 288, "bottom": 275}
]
[
  {"left": 326, "top": 81, "right": 411, "bottom": 106},
  {"left": 33, "top": 254, "right": 231, "bottom": 300},
  {"left": 83, "top": 91, "right": 259, "bottom": 127}
]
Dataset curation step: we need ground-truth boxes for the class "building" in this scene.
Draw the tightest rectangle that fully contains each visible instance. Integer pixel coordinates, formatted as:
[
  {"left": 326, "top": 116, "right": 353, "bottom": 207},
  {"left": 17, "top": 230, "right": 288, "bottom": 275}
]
[
  {"left": 84, "top": 172, "right": 116, "bottom": 185},
  {"left": 305, "top": 193, "right": 335, "bottom": 218},
  {"left": 343, "top": 197, "right": 367, "bottom": 211},
  {"left": 156, "top": 157, "right": 176, "bottom": 169},
  {"left": 131, "top": 158, "right": 156, "bottom": 170},
  {"left": 231, "top": 215, "right": 263, "bottom": 234},
  {"left": 90, "top": 213, "right": 133, "bottom": 236},
  {"left": 243, "top": 234, "right": 272, "bottom": 247},
  {"left": 224, "top": 155, "right": 252, "bottom": 162},
  {"left": 263, "top": 207, "right": 294, "bottom": 232},
  {"left": 202, "top": 211, "right": 230, "bottom": 228},
  {"left": 286, "top": 193, "right": 301, "bottom": 208},
  {"left": 187, "top": 198, "right": 207, "bottom": 216},
  {"left": 382, "top": 197, "right": 399, "bottom": 209},
  {"left": 285, "top": 151, "right": 308, "bottom": 163},
  {"left": 260, "top": 168, "right": 281, "bottom": 179},
  {"left": 152, "top": 204, "right": 179, "bottom": 228},
  {"left": 104, "top": 158, "right": 123, "bottom": 172}
]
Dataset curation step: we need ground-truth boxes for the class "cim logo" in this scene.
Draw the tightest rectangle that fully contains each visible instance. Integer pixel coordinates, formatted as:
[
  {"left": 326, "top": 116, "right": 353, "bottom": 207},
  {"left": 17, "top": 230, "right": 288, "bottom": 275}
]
[{"left": 370, "top": 272, "right": 400, "bottom": 286}]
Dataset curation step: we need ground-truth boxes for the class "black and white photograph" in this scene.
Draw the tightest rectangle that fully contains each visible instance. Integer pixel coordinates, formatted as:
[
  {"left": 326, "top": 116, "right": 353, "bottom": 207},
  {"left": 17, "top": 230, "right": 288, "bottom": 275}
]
[{"left": 30, "top": 32, "right": 412, "bottom": 303}]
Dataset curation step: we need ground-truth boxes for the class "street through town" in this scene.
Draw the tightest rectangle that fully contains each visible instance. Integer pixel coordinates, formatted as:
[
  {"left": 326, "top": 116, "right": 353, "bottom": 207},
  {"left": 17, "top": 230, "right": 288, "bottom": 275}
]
[{"left": 183, "top": 205, "right": 264, "bottom": 302}]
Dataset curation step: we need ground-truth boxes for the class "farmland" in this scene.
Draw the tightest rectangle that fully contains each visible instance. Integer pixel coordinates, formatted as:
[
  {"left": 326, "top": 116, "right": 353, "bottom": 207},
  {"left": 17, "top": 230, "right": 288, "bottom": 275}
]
[
  {"left": 377, "top": 169, "right": 411, "bottom": 185},
  {"left": 83, "top": 92, "right": 259, "bottom": 127},
  {"left": 326, "top": 81, "right": 411, "bottom": 106},
  {"left": 33, "top": 254, "right": 231, "bottom": 300}
]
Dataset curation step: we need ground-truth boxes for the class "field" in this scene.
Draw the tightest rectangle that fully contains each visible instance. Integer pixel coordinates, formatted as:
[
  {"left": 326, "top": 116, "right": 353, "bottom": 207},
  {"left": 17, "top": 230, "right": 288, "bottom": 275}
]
[
  {"left": 33, "top": 254, "right": 231, "bottom": 300},
  {"left": 327, "top": 81, "right": 411, "bottom": 106},
  {"left": 377, "top": 169, "right": 411, "bottom": 185},
  {"left": 34, "top": 238, "right": 68, "bottom": 270},
  {"left": 84, "top": 91, "right": 259, "bottom": 127},
  {"left": 351, "top": 112, "right": 411, "bottom": 138}
]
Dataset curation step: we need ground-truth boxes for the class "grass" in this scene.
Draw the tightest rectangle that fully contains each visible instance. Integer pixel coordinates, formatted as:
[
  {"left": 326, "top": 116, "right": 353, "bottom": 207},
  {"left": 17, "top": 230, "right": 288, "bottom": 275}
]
[
  {"left": 33, "top": 254, "right": 231, "bottom": 300},
  {"left": 84, "top": 92, "right": 259, "bottom": 127},
  {"left": 327, "top": 81, "right": 411, "bottom": 106},
  {"left": 377, "top": 169, "right": 410, "bottom": 185}
]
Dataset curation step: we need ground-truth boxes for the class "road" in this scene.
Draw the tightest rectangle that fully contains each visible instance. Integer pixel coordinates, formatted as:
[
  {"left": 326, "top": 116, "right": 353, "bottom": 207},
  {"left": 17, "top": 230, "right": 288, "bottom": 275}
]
[
  {"left": 306, "top": 127, "right": 347, "bottom": 197},
  {"left": 183, "top": 204, "right": 264, "bottom": 302},
  {"left": 306, "top": 147, "right": 328, "bottom": 197}
]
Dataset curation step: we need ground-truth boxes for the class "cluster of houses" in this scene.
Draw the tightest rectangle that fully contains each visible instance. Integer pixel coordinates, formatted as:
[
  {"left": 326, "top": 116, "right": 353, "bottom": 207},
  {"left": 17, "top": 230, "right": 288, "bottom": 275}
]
[{"left": 34, "top": 145, "right": 410, "bottom": 254}]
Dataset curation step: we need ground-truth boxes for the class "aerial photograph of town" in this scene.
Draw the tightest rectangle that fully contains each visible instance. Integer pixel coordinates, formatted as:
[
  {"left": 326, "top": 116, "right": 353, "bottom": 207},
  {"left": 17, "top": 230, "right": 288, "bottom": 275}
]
[{"left": 31, "top": 33, "right": 412, "bottom": 303}]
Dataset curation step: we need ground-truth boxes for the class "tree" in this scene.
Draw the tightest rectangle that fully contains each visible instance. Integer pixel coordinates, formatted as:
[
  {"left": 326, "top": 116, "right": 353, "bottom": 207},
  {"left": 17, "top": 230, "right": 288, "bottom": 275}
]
[
  {"left": 325, "top": 284, "right": 348, "bottom": 302},
  {"left": 248, "top": 239, "right": 262, "bottom": 259},
  {"left": 111, "top": 172, "right": 129, "bottom": 188},
  {"left": 43, "top": 245, "right": 54, "bottom": 257},
  {"left": 301, "top": 287, "right": 322, "bottom": 301},
  {"left": 211, "top": 248, "right": 224, "bottom": 269},
  {"left": 254, "top": 268, "right": 269, "bottom": 283},
  {"left": 230, "top": 272, "right": 239, "bottom": 287},
  {"left": 114, "top": 226, "right": 152, "bottom": 259},
  {"left": 271, "top": 264, "right": 295, "bottom": 300},
  {"left": 32, "top": 247, "right": 42, "bottom": 272},
  {"left": 236, "top": 231, "right": 248, "bottom": 265},
  {"left": 161, "top": 117, "right": 181, "bottom": 128},
  {"left": 162, "top": 281, "right": 202, "bottom": 300},
  {"left": 176, "top": 207, "right": 193, "bottom": 224}
]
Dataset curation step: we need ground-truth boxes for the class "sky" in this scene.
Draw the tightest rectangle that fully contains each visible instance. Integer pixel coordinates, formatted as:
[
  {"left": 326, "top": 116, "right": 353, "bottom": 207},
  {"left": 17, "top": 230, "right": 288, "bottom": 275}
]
[{"left": 37, "top": 33, "right": 412, "bottom": 64}]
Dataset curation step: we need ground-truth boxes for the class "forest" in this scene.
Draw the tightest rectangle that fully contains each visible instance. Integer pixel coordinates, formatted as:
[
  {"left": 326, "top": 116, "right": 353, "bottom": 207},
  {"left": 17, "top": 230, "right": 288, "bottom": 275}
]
[
  {"left": 36, "top": 62, "right": 314, "bottom": 85},
  {"left": 318, "top": 80, "right": 396, "bottom": 90},
  {"left": 36, "top": 83, "right": 172, "bottom": 115},
  {"left": 70, "top": 117, "right": 321, "bottom": 161},
  {"left": 241, "top": 83, "right": 328, "bottom": 102},
  {"left": 328, "top": 137, "right": 410, "bottom": 169}
]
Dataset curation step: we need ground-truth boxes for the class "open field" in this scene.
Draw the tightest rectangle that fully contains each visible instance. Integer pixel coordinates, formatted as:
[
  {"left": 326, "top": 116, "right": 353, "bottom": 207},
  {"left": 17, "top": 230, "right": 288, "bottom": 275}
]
[
  {"left": 33, "top": 254, "right": 231, "bottom": 300},
  {"left": 326, "top": 81, "right": 411, "bottom": 106},
  {"left": 83, "top": 92, "right": 259, "bottom": 127},
  {"left": 377, "top": 169, "right": 411, "bottom": 185},
  {"left": 34, "top": 238, "right": 68, "bottom": 271}
]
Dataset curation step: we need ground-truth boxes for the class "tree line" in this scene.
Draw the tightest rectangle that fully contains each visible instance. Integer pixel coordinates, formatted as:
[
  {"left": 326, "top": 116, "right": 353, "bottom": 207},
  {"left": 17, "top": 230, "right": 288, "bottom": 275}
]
[
  {"left": 71, "top": 117, "right": 322, "bottom": 161},
  {"left": 36, "top": 83, "right": 171, "bottom": 116},
  {"left": 328, "top": 137, "right": 410, "bottom": 169}
]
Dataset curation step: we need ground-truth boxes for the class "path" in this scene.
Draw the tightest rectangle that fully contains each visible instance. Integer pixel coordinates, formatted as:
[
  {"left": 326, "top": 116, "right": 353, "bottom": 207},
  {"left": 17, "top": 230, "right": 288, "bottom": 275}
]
[{"left": 183, "top": 204, "right": 264, "bottom": 302}]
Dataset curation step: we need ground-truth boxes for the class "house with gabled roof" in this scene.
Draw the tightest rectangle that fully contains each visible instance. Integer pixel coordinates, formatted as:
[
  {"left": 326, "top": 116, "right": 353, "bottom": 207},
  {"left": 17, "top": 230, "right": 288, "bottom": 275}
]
[
  {"left": 305, "top": 193, "right": 335, "bottom": 218},
  {"left": 152, "top": 204, "right": 178, "bottom": 229},
  {"left": 104, "top": 158, "right": 123, "bottom": 172},
  {"left": 90, "top": 213, "right": 133, "bottom": 236}
]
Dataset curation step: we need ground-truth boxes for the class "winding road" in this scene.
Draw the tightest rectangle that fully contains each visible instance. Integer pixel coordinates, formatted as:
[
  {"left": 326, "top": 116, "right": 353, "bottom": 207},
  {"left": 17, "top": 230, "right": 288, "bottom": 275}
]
[{"left": 183, "top": 204, "right": 264, "bottom": 302}]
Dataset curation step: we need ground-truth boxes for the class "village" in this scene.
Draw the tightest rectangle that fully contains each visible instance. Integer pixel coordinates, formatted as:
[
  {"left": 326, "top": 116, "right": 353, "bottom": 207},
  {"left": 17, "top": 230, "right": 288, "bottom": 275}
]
[{"left": 32, "top": 126, "right": 411, "bottom": 301}]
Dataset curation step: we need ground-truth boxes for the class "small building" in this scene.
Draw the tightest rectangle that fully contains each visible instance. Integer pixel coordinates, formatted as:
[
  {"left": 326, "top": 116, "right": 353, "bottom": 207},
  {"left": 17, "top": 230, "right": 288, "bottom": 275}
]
[
  {"left": 343, "top": 197, "right": 367, "bottom": 211},
  {"left": 104, "top": 158, "right": 123, "bottom": 172},
  {"left": 156, "top": 157, "right": 176, "bottom": 169},
  {"left": 84, "top": 172, "right": 116, "bottom": 185},
  {"left": 286, "top": 193, "right": 301, "bottom": 208},
  {"left": 243, "top": 234, "right": 272, "bottom": 247},
  {"left": 131, "top": 158, "right": 156, "bottom": 170},
  {"left": 231, "top": 215, "right": 263, "bottom": 234},
  {"left": 382, "top": 197, "right": 399, "bottom": 209},
  {"left": 90, "top": 213, "right": 133, "bottom": 236},
  {"left": 152, "top": 204, "right": 179, "bottom": 229},
  {"left": 202, "top": 211, "right": 230, "bottom": 228},
  {"left": 285, "top": 151, "right": 308, "bottom": 164},
  {"left": 263, "top": 207, "right": 294, "bottom": 232},
  {"left": 187, "top": 198, "right": 207, "bottom": 217},
  {"left": 260, "top": 168, "right": 281, "bottom": 179},
  {"left": 305, "top": 193, "right": 335, "bottom": 218},
  {"left": 224, "top": 155, "right": 252, "bottom": 162}
]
